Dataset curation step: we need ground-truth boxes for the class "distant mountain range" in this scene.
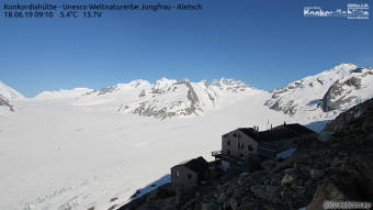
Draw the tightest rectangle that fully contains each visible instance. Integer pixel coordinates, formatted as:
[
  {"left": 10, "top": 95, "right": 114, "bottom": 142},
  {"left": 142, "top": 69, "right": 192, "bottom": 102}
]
[
  {"left": 1, "top": 63, "right": 373, "bottom": 119},
  {"left": 31, "top": 77, "right": 258, "bottom": 119}
]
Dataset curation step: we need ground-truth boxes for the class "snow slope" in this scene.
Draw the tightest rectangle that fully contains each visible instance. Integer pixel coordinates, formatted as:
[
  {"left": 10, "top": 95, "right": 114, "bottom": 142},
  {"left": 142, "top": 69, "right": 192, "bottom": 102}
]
[
  {"left": 265, "top": 63, "right": 373, "bottom": 117},
  {"left": 35, "top": 88, "right": 94, "bottom": 101},
  {"left": 0, "top": 81, "right": 24, "bottom": 114},
  {"left": 0, "top": 81, "right": 24, "bottom": 100}
]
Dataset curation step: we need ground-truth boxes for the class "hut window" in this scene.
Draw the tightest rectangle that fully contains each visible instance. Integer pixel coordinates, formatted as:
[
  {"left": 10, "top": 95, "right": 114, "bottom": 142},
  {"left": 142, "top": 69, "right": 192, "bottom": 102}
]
[
  {"left": 233, "top": 133, "right": 237, "bottom": 138},
  {"left": 248, "top": 145, "right": 253, "bottom": 151},
  {"left": 176, "top": 171, "right": 180, "bottom": 177},
  {"left": 187, "top": 174, "right": 192, "bottom": 179},
  {"left": 227, "top": 141, "right": 231, "bottom": 146}
]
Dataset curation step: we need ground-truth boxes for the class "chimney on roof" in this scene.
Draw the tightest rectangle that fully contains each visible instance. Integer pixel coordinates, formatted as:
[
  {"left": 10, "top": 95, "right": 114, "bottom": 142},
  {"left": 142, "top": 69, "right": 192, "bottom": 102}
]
[
  {"left": 284, "top": 121, "right": 286, "bottom": 126},
  {"left": 251, "top": 126, "right": 258, "bottom": 132},
  {"left": 271, "top": 124, "right": 272, "bottom": 130}
]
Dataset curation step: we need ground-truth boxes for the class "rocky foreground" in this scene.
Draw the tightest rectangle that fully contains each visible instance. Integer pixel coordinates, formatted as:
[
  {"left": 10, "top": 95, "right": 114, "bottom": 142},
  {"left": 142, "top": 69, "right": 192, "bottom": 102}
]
[{"left": 119, "top": 99, "right": 373, "bottom": 210}]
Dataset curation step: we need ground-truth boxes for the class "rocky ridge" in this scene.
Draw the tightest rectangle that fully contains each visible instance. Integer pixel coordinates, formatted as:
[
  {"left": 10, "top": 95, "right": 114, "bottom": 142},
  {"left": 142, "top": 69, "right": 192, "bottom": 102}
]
[
  {"left": 73, "top": 77, "right": 256, "bottom": 119},
  {"left": 116, "top": 78, "right": 254, "bottom": 119},
  {"left": 0, "top": 94, "right": 14, "bottom": 112},
  {"left": 265, "top": 64, "right": 373, "bottom": 115}
]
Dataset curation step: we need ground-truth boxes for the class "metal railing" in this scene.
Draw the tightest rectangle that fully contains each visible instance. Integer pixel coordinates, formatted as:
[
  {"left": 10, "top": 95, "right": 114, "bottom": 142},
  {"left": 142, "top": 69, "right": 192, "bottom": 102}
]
[{"left": 211, "top": 150, "right": 222, "bottom": 156}]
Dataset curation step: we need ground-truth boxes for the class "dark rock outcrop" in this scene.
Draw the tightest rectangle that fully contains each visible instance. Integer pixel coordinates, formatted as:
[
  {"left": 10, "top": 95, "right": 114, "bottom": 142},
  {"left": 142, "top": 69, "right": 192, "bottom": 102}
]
[
  {"left": 0, "top": 94, "right": 15, "bottom": 112},
  {"left": 321, "top": 77, "right": 362, "bottom": 112},
  {"left": 323, "top": 98, "right": 373, "bottom": 134}
]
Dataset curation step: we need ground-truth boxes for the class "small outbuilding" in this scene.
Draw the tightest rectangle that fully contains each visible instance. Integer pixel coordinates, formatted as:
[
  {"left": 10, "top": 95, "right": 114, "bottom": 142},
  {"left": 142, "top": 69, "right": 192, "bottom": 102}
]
[{"left": 171, "top": 156, "right": 209, "bottom": 190}]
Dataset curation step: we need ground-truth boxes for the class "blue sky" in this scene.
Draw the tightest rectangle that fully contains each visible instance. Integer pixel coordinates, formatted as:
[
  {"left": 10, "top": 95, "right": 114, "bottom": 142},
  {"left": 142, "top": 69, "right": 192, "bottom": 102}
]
[{"left": 0, "top": 0, "right": 372, "bottom": 97}]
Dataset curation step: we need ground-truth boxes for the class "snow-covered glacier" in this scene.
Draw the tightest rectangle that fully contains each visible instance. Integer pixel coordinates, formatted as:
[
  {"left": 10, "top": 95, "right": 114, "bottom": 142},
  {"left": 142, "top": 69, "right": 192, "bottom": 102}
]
[{"left": 1, "top": 63, "right": 373, "bottom": 210}]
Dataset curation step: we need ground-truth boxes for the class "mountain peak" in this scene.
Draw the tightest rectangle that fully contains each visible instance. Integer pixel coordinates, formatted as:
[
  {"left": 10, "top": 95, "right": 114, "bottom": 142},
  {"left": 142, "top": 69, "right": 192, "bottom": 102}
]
[
  {"left": 325, "top": 63, "right": 358, "bottom": 74},
  {"left": 210, "top": 78, "right": 251, "bottom": 89},
  {"left": 153, "top": 78, "right": 177, "bottom": 90},
  {"left": 126, "top": 79, "right": 151, "bottom": 88},
  {"left": 179, "top": 78, "right": 191, "bottom": 83},
  {"left": 0, "top": 80, "right": 24, "bottom": 113},
  {"left": 265, "top": 63, "right": 373, "bottom": 116},
  {"left": 0, "top": 80, "right": 25, "bottom": 100}
]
